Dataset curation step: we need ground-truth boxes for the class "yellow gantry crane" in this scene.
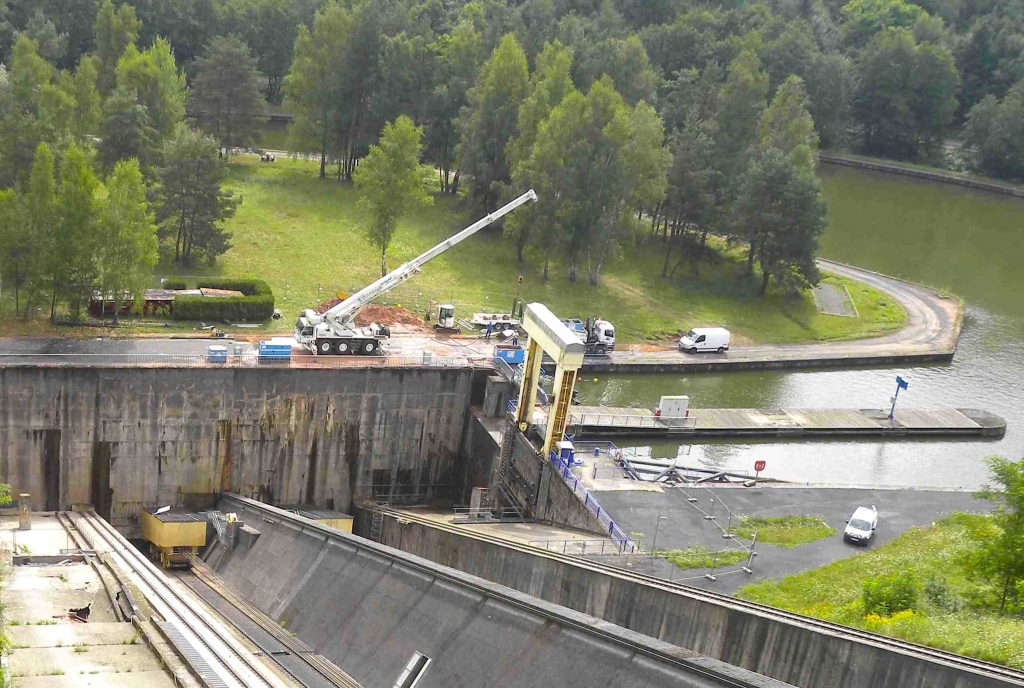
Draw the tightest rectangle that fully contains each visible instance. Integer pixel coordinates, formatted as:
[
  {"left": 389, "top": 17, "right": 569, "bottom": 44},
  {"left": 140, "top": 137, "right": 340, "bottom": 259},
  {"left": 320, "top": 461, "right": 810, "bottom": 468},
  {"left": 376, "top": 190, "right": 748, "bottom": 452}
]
[{"left": 513, "top": 303, "right": 586, "bottom": 456}]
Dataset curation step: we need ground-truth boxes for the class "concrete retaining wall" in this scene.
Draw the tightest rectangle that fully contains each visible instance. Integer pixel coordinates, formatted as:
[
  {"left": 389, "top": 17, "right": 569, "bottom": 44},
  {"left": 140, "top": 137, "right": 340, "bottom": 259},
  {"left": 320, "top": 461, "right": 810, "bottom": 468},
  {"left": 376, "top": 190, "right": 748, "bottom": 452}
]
[
  {"left": 213, "top": 495, "right": 792, "bottom": 688},
  {"left": 820, "top": 153, "right": 1024, "bottom": 198},
  {"left": 0, "top": 366, "right": 477, "bottom": 525},
  {"left": 373, "top": 513, "right": 1013, "bottom": 688}
]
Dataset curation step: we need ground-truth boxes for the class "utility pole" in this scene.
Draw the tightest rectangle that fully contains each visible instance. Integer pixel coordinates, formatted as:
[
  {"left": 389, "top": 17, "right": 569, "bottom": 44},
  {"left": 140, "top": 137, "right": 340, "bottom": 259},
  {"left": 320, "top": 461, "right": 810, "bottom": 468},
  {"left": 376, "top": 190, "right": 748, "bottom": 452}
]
[{"left": 651, "top": 515, "right": 667, "bottom": 555}]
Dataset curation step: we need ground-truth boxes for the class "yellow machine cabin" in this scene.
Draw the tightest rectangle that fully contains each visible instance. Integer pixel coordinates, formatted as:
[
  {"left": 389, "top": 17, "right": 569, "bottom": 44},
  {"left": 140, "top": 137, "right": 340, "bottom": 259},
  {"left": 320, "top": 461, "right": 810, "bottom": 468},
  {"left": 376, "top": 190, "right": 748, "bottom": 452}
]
[
  {"left": 281, "top": 506, "right": 354, "bottom": 533},
  {"left": 140, "top": 507, "right": 207, "bottom": 568}
]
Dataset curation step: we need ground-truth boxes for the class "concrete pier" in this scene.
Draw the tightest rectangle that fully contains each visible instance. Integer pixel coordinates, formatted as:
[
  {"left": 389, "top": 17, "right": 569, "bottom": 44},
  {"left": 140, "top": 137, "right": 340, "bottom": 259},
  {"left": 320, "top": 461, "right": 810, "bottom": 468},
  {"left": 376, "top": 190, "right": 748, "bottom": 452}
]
[{"left": 566, "top": 406, "right": 1006, "bottom": 438}]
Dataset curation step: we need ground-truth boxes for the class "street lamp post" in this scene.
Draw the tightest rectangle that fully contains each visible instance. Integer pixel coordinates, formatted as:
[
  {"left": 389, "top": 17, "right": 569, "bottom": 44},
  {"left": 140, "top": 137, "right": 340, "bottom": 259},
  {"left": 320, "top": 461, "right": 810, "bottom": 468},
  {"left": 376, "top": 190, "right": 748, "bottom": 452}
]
[{"left": 651, "top": 515, "right": 667, "bottom": 555}]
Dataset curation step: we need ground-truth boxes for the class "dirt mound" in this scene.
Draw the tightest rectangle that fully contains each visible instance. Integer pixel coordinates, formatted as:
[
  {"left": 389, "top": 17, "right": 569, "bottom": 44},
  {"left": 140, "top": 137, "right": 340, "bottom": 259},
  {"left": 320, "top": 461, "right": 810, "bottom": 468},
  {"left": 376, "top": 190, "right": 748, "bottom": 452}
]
[
  {"left": 315, "top": 297, "right": 349, "bottom": 314},
  {"left": 354, "top": 304, "right": 427, "bottom": 328},
  {"left": 314, "top": 299, "right": 428, "bottom": 332}
]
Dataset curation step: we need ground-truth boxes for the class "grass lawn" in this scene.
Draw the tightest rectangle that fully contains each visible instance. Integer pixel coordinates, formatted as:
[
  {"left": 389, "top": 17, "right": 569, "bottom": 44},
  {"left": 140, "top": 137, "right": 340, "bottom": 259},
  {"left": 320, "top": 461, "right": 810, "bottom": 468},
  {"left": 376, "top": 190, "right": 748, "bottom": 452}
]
[
  {"left": 732, "top": 515, "right": 836, "bottom": 548},
  {"left": 657, "top": 545, "right": 749, "bottom": 570},
  {"left": 150, "top": 156, "right": 905, "bottom": 343},
  {"left": 0, "top": 155, "right": 907, "bottom": 342},
  {"left": 738, "top": 513, "right": 1024, "bottom": 669}
]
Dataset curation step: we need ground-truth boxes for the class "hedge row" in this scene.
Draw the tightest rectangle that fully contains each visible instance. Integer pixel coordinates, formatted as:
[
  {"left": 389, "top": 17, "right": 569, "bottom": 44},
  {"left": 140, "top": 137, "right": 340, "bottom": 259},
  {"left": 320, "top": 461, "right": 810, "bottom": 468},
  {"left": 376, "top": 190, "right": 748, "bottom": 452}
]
[
  {"left": 162, "top": 278, "right": 188, "bottom": 290},
  {"left": 171, "top": 279, "right": 275, "bottom": 322}
]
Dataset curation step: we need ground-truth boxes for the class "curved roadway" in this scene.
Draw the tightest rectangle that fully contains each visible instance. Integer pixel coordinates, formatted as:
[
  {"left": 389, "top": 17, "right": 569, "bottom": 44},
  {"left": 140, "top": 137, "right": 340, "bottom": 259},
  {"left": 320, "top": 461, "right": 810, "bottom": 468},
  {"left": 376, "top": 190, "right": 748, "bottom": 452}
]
[{"left": 597, "top": 259, "right": 961, "bottom": 370}]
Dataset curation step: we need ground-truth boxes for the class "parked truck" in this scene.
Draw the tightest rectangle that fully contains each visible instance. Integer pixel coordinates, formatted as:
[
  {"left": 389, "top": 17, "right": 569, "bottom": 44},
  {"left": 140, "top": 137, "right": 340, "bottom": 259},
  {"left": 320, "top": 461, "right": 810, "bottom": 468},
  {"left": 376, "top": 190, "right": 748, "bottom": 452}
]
[
  {"left": 562, "top": 317, "right": 616, "bottom": 354},
  {"left": 294, "top": 190, "right": 538, "bottom": 354}
]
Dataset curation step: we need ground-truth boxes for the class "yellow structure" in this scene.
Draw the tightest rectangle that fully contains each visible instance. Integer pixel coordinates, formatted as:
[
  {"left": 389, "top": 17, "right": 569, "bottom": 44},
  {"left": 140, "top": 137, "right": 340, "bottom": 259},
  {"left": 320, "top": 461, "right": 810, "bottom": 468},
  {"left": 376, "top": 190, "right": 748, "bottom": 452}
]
[
  {"left": 284, "top": 506, "right": 354, "bottom": 533},
  {"left": 514, "top": 303, "right": 586, "bottom": 456},
  {"left": 140, "top": 507, "right": 207, "bottom": 568}
]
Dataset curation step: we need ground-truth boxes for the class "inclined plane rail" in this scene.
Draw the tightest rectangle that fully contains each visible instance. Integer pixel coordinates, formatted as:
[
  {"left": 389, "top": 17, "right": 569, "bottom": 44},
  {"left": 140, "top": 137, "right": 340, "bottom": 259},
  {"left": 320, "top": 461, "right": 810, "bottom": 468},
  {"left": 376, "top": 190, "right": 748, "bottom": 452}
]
[
  {"left": 183, "top": 552, "right": 364, "bottom": 688},
  {"left": 71, "top": 510, "right": 286, "bottom": 688},
  {"left": 221, "top": 494, "right": 785, "bottom": 688},
  {"left": 376, "top": 507, "right": 1024, "bottom": 686}
]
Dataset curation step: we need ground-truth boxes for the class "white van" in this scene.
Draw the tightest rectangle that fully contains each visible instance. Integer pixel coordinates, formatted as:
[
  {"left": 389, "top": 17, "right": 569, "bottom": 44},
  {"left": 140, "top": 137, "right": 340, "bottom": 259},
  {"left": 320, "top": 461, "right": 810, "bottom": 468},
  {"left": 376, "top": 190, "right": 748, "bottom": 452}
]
[
  {"left": 679, "top": 327, "right": 730, "bottom": 354},
  {"left": 843, "top": 505, "right": 878, "bottom": 545}
]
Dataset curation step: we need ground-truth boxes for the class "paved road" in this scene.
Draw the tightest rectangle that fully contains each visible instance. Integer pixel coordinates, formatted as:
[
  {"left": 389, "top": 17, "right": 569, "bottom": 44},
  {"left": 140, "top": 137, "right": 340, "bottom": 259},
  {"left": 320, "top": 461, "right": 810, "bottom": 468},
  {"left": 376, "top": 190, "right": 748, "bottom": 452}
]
[{"left": 591, "top": 486, "right": 986, "bottom": 593}]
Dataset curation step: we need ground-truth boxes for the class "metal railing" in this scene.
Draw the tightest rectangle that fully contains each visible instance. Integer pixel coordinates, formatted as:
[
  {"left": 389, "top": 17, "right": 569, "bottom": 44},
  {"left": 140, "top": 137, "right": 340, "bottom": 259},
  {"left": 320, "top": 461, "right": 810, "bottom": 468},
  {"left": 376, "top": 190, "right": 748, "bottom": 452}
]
[
  {"left": 452, "top": 506, "right": 525, "bottom": 522},
  {"left": 0, "top": 352, "right": 488, "bottom": 369},
  {"left": 548, "top": 450, "right": 636, "bottom": 553},
  {"left": 528, "top": 538, "right": 632, "bottom": 556},
  {"left": 569, "top": 411, "right": 697, "bottom": 432},
  {"left": 493, "top": 357, "right": 519, "bottom": 382}
]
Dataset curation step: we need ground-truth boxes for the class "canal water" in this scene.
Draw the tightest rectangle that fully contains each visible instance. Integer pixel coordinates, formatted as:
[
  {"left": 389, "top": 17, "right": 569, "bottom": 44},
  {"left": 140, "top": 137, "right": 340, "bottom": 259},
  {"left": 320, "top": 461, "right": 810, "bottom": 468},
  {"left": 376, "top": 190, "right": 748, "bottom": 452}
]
[{"left": 574, "top": 165, "right": 1024, "bottom": 489}]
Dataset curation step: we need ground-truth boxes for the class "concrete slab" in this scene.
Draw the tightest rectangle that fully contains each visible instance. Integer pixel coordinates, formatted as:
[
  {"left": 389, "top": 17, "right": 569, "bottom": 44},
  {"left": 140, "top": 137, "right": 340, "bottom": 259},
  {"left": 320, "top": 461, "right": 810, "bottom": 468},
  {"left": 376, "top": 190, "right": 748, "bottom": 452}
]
[
  {"left": 591, "top": 486, "right": 988, "bottom": 593},
  {"left": 10, "top": 645, "right": 163, "bottom": 676},
  {"left": 0, "top": 513, "right": 77, "bottom": 556},
  {"left": 15, "top": 671, "right": 176, "bottom": 688},
  {"left": 9, "top": 623, "right": 139, "bottom": 648},
  {"left": 6, "top": 565, "right": 115, "bottom": 623}
]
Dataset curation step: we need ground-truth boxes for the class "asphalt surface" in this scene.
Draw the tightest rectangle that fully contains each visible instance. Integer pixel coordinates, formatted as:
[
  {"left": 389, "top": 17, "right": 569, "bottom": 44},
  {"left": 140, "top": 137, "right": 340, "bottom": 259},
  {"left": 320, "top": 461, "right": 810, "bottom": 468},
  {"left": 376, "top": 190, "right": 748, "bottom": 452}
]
[{"left": 591, "top": 486, "right": 987, "bottom": 593}]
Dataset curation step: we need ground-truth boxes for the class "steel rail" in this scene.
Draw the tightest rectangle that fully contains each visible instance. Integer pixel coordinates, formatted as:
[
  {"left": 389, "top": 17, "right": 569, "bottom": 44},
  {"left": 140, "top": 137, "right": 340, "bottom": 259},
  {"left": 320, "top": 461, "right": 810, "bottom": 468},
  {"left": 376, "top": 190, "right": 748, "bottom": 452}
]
[
  {"left": 221, "top": 494, "right": 786, "bottom": 688},
  {"left": 73, "top": 511, "right": 284, "bottom": 688},
  {"left": 374, "top": 506, "right": 1024, "bottom": 686},
  {"left": 183, "top": 552, "right": 363, "bottom": 688}
]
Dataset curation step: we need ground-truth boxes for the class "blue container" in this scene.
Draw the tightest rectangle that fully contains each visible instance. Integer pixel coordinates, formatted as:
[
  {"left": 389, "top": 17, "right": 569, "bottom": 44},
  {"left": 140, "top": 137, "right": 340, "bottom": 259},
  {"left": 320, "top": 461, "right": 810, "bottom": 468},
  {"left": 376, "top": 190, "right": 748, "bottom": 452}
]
[
  {"left": 207, "top": 345, "right": 228, "bottom": 363},
  {"left": 258, "top": 341, "right": 292, "bottom": 361},
  {"left": 494, "top": 345, "right": 525, "bottom": 365}
]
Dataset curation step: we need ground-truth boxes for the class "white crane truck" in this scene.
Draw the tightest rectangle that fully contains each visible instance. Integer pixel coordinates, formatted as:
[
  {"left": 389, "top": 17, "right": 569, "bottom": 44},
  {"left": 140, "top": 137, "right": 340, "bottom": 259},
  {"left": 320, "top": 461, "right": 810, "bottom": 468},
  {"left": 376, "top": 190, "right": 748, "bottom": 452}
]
[{"left": 294, "top": 189, "right": 538, "bottom": 355}]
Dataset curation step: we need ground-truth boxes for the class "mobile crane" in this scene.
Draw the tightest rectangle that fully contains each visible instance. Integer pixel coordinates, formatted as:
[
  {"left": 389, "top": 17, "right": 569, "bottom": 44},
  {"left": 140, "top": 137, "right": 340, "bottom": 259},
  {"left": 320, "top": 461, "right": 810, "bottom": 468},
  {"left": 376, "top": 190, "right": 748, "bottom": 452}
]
[{"left": 294, "top": 189, "right": 538, "bottom": 354}]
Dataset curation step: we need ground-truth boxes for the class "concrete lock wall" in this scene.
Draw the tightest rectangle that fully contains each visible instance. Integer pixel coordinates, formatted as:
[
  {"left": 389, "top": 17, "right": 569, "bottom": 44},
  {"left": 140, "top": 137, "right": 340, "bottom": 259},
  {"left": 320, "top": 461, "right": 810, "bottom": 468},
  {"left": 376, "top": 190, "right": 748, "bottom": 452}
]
[
  {"left": 372, "top": 513, "right": 1010, "bottom": 688},
  {"left": 0, "top": 366, "right": 478, "bottom": 524},
  {"left": 213, "top": 495, "right": 794, "bottom": 688}
]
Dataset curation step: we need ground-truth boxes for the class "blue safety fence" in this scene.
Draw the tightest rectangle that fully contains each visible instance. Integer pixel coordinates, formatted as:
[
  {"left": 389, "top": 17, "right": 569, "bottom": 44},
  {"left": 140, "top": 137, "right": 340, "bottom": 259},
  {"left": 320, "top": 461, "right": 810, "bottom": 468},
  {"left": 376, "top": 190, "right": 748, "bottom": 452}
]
[{"left": 548, "top": 450, "right": 636, "bottom": 553}]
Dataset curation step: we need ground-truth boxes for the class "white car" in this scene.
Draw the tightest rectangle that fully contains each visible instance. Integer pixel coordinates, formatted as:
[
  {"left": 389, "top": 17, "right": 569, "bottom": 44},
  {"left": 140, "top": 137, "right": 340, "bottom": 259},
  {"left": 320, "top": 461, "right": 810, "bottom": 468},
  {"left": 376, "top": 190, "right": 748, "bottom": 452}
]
[
  {"left": 679, "top": 327, "right": 730, "bottom": 353},
  {"left": 843, "top": 506, "right": 878, "bottom": 545}
]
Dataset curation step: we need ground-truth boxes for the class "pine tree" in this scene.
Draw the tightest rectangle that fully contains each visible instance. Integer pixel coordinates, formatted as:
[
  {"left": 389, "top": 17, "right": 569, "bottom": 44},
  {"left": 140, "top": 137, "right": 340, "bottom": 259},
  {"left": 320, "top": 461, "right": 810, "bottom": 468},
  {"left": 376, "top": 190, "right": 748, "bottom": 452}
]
[
  {"left": 155, "top": 127, "right": 239, "bottom": 265},
  {"left": 188, "top": 35, "right": 265, "bottom": 157}
]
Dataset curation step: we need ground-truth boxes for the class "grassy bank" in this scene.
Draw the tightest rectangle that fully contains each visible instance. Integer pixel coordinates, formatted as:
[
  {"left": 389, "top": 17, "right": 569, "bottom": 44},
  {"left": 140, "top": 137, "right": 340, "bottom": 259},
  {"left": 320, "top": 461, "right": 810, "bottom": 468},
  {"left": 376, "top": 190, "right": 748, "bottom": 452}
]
[
  {"left": 738, "top": 513, "right": 1024, "bottom": 668},
  {"left": 0, "top": 155, "right": 907, "bottom": 342},
  {"left": 657, "top": 545, "right": 748, "bottom": 570},
  {"left": 733, "top": 515, "right": 835, "bottom": 548},
  {"left": 150, "top": 156, "right": 905, "bottom": 343}
]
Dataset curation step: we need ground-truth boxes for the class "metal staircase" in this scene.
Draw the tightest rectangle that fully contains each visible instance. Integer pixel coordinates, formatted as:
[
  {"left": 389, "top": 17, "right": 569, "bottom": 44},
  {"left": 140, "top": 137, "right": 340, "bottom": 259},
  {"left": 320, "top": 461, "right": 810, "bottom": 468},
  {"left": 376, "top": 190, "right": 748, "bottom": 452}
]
[
  {"left": 492, "top": 416, "right": 527, "bottom": 520},
  {"left": 370, "top": 500, "right": 389, "bottom": 542}
]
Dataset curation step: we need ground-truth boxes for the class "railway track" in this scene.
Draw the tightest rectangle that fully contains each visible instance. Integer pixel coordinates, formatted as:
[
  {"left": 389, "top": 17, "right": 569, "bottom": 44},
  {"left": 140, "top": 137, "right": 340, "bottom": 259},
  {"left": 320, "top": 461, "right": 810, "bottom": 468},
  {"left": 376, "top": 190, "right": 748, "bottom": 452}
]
[
  {"left": 221, "top": 494, "right": 797, "bottom": 688},
  {"left": 71, "top": 510, "right": 291, "bottom": 688},
  {"left": 183, "top": 551, "right": 363, "bottom": 688},
  {"left": 373, "top": 505, "right": 1024, "bottom": 687}
]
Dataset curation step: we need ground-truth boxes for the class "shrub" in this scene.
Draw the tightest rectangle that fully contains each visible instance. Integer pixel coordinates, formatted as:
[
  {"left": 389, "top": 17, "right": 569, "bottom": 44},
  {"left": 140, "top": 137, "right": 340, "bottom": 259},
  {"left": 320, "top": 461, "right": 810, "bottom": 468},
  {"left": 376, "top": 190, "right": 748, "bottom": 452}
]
[
  {"left": 171, "top": 279, "right": 274, "bottom": 322},
  {"left": 863, "top": 570, "right": 919, "bottom": 617},
  {"left": 924, "top": 575, "right": 964, "bottom": 613},
  {"left": 162, "top": 278, "right": 187, "bottom": 290}
]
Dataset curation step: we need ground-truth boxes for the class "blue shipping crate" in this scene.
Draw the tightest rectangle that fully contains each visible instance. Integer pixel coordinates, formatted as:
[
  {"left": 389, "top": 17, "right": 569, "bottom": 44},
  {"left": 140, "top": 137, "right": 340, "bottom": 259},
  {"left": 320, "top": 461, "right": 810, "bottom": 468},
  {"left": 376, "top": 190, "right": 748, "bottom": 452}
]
[
  {"left": 207, "top": 345, "right": 228, "bottom": 363},
  {"left": 258, "top": 341, "right": 292, "bottom": 360},
  {"left": 494, "top": 346, "right": 524, "bottom": 365}
]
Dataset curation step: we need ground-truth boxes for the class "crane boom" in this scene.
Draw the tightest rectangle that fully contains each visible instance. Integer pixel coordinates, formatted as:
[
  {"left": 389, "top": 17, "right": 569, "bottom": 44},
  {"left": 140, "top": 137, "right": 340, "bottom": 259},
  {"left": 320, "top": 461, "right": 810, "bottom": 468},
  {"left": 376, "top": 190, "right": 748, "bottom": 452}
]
[
  {"left": 294, "top": 189, "right": 537, "bottom": 355},
  {"left": 322, "top": 189, "right": 537, "bottom": 328}
]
